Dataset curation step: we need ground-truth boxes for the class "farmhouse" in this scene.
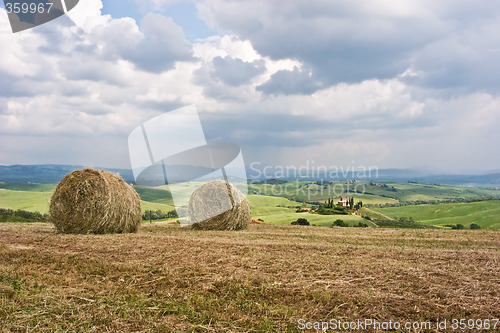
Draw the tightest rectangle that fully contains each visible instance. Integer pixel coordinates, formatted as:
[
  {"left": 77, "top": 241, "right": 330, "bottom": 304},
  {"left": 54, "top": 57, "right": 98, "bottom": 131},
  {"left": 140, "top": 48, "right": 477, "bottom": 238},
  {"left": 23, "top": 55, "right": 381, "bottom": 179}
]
[{"left": 337, "top": 199, "right": 350, "bottom": 207}]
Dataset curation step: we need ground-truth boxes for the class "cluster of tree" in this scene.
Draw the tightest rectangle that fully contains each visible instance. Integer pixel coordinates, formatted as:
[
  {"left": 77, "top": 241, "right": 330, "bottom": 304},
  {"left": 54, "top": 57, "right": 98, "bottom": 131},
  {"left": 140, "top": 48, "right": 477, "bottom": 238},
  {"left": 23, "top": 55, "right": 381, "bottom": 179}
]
[
  {"left": 291, "top": 218, "right": 310, "bottom": 225},
  {"left": 368, "top": 182, "right": 398, "bottom": 192},
  {"left": 324, "top": 197, "right": 338, "bottom": 208},
  {"left": 375, "top": 217, "right": 432, "bottom": 229},
  {"left": 277, "top": 204, "right": 298, "bottom": 208},
  {"left": 142, "top": 209, "right": 178, "bottom": 221},
  {"left": 368, "top": 197, "right": 499, "bottom": 209},
  {"left": 252, "top": 179, "right": 288, "bottom": 185},
  {"left": 331, "top": 219, "right": 369, "bottom": 228},
  {"left": 445, "top": 223, "right": 481, "bottom": 230},
  {"left": 0, "top": 208, "right": 47, "bottom": 222},
  {"left": 317, "top": 205, "right": 348, "bottom": 215},
  {"left": 314, "top": 181, "right": 329, "bottom": 189},
  {"left": 332, "top": 219, "right": 348, "bottom": 227}
]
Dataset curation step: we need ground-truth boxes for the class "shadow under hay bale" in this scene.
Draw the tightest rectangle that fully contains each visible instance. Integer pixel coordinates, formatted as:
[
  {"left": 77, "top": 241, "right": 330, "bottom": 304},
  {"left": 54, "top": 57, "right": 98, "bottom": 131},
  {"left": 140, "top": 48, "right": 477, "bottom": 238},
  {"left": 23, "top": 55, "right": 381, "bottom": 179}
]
[
  {"left": 188, "top": 180, "right": 250, "bottom": 231},
  {"left": 49, "top": 168, "right": 142, "bottom": 234}
]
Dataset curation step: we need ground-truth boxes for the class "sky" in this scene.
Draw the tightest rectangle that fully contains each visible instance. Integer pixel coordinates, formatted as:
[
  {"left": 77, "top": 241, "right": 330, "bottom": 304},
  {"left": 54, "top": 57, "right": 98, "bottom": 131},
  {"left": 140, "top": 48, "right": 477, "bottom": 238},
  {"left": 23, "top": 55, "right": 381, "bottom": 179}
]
[{"left": 1, "top": 0, "right": 500, "bottom": 173}]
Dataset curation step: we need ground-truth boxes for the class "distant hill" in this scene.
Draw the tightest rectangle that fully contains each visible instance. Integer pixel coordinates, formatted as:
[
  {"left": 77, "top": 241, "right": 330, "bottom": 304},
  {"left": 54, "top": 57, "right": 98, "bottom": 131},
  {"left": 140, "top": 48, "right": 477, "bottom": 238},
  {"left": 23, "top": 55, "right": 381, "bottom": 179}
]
[
  {"left": 410, "top": 173, "right": 500, "bottom": 187},
  {"left": 1, "top": 164, "right": 500, "bottom": 187},
  {"left": 0, "top": 165, "right": 134, "bottom": 184},
  {"left": 249, "top": 166, "right": 500, "bottom": 187}
]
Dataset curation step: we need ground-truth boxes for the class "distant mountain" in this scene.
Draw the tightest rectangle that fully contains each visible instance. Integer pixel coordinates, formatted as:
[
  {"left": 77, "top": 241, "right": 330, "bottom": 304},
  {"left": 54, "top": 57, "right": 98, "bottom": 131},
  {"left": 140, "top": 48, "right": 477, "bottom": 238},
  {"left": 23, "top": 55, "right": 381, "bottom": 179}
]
[
  {"left": 410, "top": 173, "right": 500, "bottom": 187},
  {"left": 0, "top": 165, "right": 134, "bottom": 184},
  {"left": 1, "top": 164, "right": 500, "bottom": 188},
  {"left": 245, "top": 164, "right": 500, "bottom": 187}
]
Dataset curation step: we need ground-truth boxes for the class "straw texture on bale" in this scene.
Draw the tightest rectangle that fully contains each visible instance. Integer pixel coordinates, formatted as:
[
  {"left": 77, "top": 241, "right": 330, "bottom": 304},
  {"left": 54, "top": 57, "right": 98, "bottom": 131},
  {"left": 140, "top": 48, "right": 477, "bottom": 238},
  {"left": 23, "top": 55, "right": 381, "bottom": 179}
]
[
  {"left": 188, "top": 180, "right": 250, "bottom": 230},
  {"left": 49, "top": 168, "right": 142, "bottom": 234}
]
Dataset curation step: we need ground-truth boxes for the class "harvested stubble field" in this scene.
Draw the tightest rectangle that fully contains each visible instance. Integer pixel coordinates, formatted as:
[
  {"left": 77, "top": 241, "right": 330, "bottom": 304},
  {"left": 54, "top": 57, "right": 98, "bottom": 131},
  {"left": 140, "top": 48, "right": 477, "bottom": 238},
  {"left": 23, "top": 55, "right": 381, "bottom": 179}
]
[{"left": 0, "top": 223, "right": 499, "bottom": 332}]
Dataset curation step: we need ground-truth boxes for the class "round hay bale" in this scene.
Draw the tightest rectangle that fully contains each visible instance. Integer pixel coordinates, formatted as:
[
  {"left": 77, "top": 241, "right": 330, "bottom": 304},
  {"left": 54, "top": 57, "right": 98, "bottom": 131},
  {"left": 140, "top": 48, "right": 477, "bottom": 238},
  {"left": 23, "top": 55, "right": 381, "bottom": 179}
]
[
  {"left": 188, "top": 180, "right": 250, "bottom": 230},
  {"left": 49, "top": 168, "right": 142, "bottom": 234}
]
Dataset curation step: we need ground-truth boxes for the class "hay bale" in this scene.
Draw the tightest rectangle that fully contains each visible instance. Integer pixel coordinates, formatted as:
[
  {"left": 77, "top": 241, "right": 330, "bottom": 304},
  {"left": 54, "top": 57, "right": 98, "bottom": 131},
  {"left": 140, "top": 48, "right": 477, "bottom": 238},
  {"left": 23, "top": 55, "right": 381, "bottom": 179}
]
[
  {"left": 188, "top": 180, "right": 250, "bottom": 230},
  {"left": 49, "top": 168, "right": 142, "bottom": 234}
]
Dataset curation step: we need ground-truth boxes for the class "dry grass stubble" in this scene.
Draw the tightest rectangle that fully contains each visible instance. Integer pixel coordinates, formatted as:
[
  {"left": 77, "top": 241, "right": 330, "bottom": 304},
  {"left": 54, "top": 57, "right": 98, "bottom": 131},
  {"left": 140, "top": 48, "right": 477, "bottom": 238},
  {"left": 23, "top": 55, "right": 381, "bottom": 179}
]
[{"left": 0, "top": 223, "right": 498, "bottom": 332}]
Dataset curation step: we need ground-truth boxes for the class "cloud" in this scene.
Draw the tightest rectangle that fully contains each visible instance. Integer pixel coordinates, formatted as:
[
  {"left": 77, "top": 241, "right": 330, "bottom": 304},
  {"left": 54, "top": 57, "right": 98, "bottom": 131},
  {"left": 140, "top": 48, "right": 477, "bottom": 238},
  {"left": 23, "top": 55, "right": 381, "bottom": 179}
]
[
  {"left": 133, "top": 0, "right": 181, "bottom": 12},
  {"left": 210, "top": 56, "right": 265, "bottom": 86},
  {"left": 199, "top": 0, "right": 500, "bottom": 94},
  {"left": 95, "top": 13, "right": 194, "bottom": 72},
  {"left": 0, "top": 4, "right": 199, "bottom": 125},
  {"left": 256, "top": 66, "right": 323, "bottom": 95},
  {"left": 202, "top": 78, "right": 428, "bottom": 143},
  {"left": 1, "top": 1, "right": 500, "bottom": 172},
  {"left": 126, "top": 13, "right": 194, "bottom": 72},
  {"left": 191, "top": 35, "right": 300, "bottom": 100},
  {"left": 408, "top": 18, "right": 500, "bottom": 93},
  {"left": 198, "top": 0, "right": 442, "bottom": 89}
]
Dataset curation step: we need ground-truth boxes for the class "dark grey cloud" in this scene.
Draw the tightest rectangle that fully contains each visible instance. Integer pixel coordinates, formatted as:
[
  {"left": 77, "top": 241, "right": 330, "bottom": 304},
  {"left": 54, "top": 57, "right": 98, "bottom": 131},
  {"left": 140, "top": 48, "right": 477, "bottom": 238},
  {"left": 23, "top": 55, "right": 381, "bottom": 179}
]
[
  {"left": 0, "top": 72, "right": 60, "bottom": 98},
  {"left": 408, "top": 28, "right": 500, "bottom": 93},
  {"left": 201, "top": 0, "right": 500, "bottom": 94},
  {"left": 193, "top": 67, "right": 244, "bottom": 101},
  {"left": 199, "top": 101, "right": 430, "bottom": 151},
  {"left": 58, "top": 56, "right": 122, "bottom": 84},
  {"left": 210, "top": 56, "right": 265, "bottom": 86},
  {"left": 200, "top": 111, "right": 328, "bottom": 148},
  {"left": 256, "top": 66, "right": 323, "bottom": 95},
  {"left": 193, "top": 62, "right": 253, "bottom": 101},
  {"left": 0, "top": 73, "right": 34, "bottom": 97},
  {"left": 135, "top": 100, "right": 185, "bottom": 114}
]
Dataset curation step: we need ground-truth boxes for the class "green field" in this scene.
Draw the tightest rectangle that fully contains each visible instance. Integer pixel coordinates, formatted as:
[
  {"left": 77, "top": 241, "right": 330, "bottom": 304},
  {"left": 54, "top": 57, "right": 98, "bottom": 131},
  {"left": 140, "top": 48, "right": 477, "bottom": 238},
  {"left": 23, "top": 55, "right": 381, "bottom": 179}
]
[
  {"left": 364, "top": 182, "right": 500, "bottom": 203},
  {"left": 2, "top": 181, "right": 500, "bottom": 229},
  {"left": 0, "top": 183, "right": 55, "bottom": 192},
  {"left": 248, "top": 180, "right": 500, "bottom": 205},
  {"left": 0, "top": 189, "right": 52, "bottom": 213},
  {"left": 0, "top": 184, "right": 367, "bottom": 227},
  {"left": 248, "top": 180, "right": 398, "bottom": 204},
  {"left": 133, "top": 186, "right": 175, "bottom": 212},
  {"left": 247, "top": 195, "right": 366, "bottom": 226},
  {"left": 0, "top": 184, "right": 175, "bottom": 215},
  {"left": 374, "top": 200, "right": 500, "bottom": 229}
]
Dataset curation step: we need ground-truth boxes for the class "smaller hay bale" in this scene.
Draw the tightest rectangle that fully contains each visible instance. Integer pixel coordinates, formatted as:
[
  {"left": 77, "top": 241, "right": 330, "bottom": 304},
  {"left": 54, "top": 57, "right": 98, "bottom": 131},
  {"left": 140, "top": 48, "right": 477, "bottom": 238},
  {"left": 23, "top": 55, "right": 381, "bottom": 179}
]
[
  {"left": 49, "top": 168, "right": 142, "bottom": 234},
  {"left": 188, "top": 180, "right": 250, "bottom": 230}
]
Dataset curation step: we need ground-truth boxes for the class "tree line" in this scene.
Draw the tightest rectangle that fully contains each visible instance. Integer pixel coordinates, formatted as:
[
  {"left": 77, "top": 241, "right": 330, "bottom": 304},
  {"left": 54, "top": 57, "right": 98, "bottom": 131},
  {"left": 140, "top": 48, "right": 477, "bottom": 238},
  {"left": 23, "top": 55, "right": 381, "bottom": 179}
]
[
  {"left": 142, "top": 209, "right": 178, "bottom": 221},
  {"left": 0, "top": 208, "right": 47, "bottom": 222}
]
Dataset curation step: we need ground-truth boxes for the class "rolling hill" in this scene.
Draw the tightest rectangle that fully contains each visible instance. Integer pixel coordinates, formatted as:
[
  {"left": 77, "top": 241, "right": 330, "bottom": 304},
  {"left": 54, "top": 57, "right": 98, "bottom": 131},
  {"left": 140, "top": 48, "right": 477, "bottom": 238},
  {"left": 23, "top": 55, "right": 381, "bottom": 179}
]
[
  {"left": 374, "top": 200, "right": 500, "bottom": 229},
  {"left": 2, "top": 178, "right": 500, "bottom": 229}
]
